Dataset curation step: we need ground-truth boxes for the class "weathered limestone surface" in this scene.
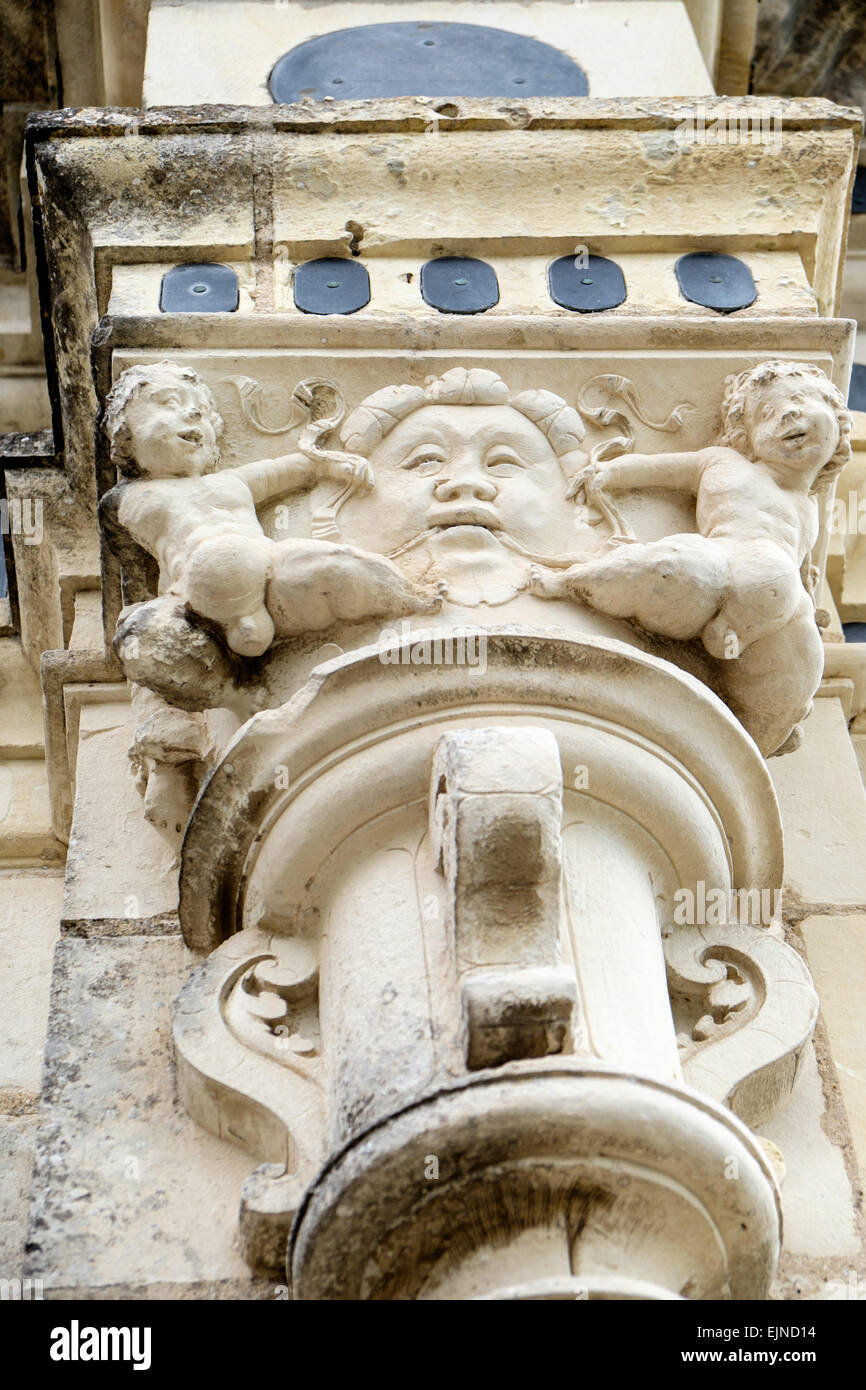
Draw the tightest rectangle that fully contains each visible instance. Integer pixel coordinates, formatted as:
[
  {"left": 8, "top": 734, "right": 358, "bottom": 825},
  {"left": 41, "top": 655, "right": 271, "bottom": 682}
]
[
  {"left": 62, "top": 705, "right": 179, "bottom": 929},
  {"left": 800, "top": 914, "right": 866, "bottom": 1184},
  {"left": 0, "top": 870, "right": 63, "bottom": 1283},
  {"left": 24, "top": 934, "right": 268, "bottom": 1297},
  {"left": 770, "top": 698, "right": 866, "bottom": 917},
  {"left": 0, "top": 871, "right": 63, "bottom": 1097},
  {"left": 143, "top": 0, "right": 715, "bottom": 106},
  {"left": 759, "top": 1045, "right": 859, "bottom": 1265},
  {"left": 7, "top": 2, "right": 866, "bottom": 1302},
  {"left": 0, "top": 1115, "right": 39, "bottom": 1277}
]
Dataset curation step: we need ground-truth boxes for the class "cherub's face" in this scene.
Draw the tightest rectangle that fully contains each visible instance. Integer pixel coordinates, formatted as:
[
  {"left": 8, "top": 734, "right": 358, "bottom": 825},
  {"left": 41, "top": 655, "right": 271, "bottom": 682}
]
[
  {"left": 122, "top": 378, "right": 219, "bottom": 479},
  {"left": 745, "top": 377, "right": 839, "bottom": 478},
  {"left": 337, "top": 403, "right": 578, "bottom": 556}
]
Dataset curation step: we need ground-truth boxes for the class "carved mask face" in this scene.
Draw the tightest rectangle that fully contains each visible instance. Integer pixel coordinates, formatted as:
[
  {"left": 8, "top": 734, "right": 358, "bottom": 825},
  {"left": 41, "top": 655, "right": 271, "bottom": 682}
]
[
  {"left": 745, "top": 378, "right": 840, "bottom": 478},
  {"left": 337, "top": 403, "right": 577, "bottom": 557},
  {"left": 122, "top": 381, "right": 219, "bottom": 478}
]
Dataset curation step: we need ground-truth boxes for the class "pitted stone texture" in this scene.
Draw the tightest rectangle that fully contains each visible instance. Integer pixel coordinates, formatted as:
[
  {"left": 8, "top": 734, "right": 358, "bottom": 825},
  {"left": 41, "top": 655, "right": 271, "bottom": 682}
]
[
  {"left": 0, "top": 1115, "right": 38, "bottom": 1277},
  {"left": 24, "top": 935, "right": 261, "bottom": 1296},
  {"left": 143, "top": 1, "right": 714, "bottom": 106},
  {"left": 0, "top": 870, "right": 63, "bottom": 1094},
  {"left": 758, "top": 1044, "right": 859, "bottom": 1260},
  {"left": 800, "top": 913, "right": 866, "bottom": 1186},
  {"left": 63, "top": 710, "right": 179, "bottom": 927},
  {"left": 770, "top": 698, "right": 866, "bottom": 917}
]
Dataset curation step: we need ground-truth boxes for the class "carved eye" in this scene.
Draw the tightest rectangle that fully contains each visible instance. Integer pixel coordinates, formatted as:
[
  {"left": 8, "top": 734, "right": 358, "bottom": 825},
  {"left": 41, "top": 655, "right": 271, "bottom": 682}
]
[
  {"left": 403, "top": 451, "right": 444, "bottom": 476},
  {"left": 486, "top": 453, "right": 526, "bottom": 473}
]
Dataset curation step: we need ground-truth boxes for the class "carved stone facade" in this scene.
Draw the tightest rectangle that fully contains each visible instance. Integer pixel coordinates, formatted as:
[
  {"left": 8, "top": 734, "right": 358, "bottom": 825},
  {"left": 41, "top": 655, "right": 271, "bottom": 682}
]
[{"left": 2, "top": 0, "right": 866, "bottom": 1306}]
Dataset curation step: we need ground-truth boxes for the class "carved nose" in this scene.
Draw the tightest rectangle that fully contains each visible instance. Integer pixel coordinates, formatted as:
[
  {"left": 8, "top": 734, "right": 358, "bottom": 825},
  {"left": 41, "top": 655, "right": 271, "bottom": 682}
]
[
  {"left": 781, "top": 407, "right": 801, "bottom": 423},
  {"left": 435, "top": 470, "right": 497, "bottom": 503}
]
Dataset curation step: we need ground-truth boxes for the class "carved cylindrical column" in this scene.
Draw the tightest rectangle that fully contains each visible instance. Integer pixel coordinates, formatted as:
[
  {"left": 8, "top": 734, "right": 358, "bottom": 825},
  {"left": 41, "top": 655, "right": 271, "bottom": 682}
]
[{"left": 174, "top": 628, "right": 812, "bottom": 1298}]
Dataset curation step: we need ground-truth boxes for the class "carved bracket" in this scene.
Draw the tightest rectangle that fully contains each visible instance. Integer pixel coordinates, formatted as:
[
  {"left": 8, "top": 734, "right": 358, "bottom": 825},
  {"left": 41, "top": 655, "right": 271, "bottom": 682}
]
[
  {"left": 172, "top": 926, "right": 326, "bottom": 1274},
  {"left": 665, "top": 924, "right": 819, "bottom": 1127},
  {"left": 430, "top": 727, "right": 577, "bottom": 1069}
]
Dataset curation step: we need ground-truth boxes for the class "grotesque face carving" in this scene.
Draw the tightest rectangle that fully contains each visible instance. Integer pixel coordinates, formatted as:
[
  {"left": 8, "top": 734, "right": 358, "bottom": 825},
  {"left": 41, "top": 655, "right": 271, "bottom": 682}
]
[{"left": 337, "top": 403, "right": 580, "bottom": 559}]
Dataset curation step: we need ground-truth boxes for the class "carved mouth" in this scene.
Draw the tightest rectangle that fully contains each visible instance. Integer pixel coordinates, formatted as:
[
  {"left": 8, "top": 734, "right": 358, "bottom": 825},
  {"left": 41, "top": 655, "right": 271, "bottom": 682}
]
[
  {"left": 427, "top": 505, "right": 502, "bottom": 530},
  {"left": 178, "top": 429, "right": 203, "bottom": 445},
  {"left": 782, "top": 427, "right": 808, "bottom": 443}
]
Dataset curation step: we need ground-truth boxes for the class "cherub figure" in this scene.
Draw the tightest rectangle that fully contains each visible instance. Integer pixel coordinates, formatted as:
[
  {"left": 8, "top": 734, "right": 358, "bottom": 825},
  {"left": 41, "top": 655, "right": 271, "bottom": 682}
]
[
  {"left": 101, "top": 361, "right": 375, "bottom": 658},
  {"left": 531, "top": 361, "right": 851, "bottom": 754}
]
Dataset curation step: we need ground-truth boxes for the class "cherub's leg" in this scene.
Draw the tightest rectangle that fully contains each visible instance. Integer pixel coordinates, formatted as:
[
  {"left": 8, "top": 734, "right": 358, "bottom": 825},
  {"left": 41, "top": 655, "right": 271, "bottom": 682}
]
[
  {"left": 700, "top": 546, "right": 803, "bottom": 660},
  {"left": 717, "top": 592, "right": 823, "bottom": 757},
  {"left": 266, "top": 539, "right": 444, "bottom": 637},
  {"left": 224, "top": 606, "right": 275, "bottom": 659},
  {"left": 128, "top": 682, "right": 213, "bottom": 847},
  {"left": 531, "top": 535, "right": 727, "bottom": 641},
  {"left": 183, "top": 534, "right": 275, "bottom": 657}
]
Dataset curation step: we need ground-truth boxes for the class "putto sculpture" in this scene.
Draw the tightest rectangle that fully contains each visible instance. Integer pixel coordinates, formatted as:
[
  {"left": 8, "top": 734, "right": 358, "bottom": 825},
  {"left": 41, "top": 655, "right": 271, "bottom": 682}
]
[
  {"left": 91, "top": 356, "right": 846, "bottom": 1296},
  {"left": 531, "top": 361, "right": 851, "bottom": 754},
  {"left": 100, "top": 358, "right": 848, "bottom": 828},
  {"left": 100, "top": 361, "right": 440, "bottom": 656}
]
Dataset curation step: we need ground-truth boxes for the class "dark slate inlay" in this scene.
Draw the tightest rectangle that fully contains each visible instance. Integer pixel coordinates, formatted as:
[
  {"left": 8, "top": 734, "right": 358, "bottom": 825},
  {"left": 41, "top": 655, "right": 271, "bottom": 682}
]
[
  {"left": 293, "top": 257, "right": 370, "bottom": 315},
  {"left": 0, "top": 541, "right": 6, "bottom": 599},
  {"left": 421, "top": 256, "right": 499, "bottom": 314},
  {"left": 849, "top": 362, "right": 866, "bottom": 413},
  {"left": 675, "top": 253, "right": 756, "bottom": 313},
  {"left": 268, "top": 22, "right": 589, "bottom": 103},
  {"left": 844, "top": 622, "right": 866, "bottom": 643},
  {"left": 853, "top": 166, "right": 866, "bottom": 215},
  {"left": 159, "top": 263, "right": 239, "bottom": 313},
  {"left": 548, "top": 254, "right": 626, "bottom": 312}
]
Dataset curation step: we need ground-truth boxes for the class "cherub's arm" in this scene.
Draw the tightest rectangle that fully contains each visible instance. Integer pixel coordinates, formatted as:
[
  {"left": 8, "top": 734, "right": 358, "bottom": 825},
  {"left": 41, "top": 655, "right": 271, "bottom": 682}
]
[
  {"left": 234, "top": 452, "right": 318, "bottom": 506},
  {"left": 99, "top": 484, "right": 159, "bottom": 605},
  {"left": 571, "top": 449, "right": 710, "bottom": 498},
  {"left": 235, "top": 449, "right": 373, "bottom": 506}
]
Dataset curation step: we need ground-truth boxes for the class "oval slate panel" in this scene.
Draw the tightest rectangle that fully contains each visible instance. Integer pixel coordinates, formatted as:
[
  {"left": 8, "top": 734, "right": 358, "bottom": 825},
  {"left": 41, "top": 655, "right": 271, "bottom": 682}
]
[
  {"left": 159, "top": 263, "right": 239, "bottom": 313},
  {"left": 675, "top": 253, "right": 756, "bottom": 313},
  {"left": 548, "top": 254, "right": 626, "bottom": 312},
  {"left": 852, "top": 165, "right": 866, "bottom": 215},
  {"left": 421, "top": 257, "right": 499, "bottom": 315},
  {"left": 293, "top": 258, "right": 370, "bottom": 315},
  {"left": 269, "top": 22, "right": 589, "bottom": 103}
]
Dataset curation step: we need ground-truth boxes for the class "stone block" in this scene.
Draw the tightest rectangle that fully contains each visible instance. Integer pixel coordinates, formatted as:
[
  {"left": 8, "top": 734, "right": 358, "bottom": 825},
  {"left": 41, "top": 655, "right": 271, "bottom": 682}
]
[
  {"left": 800, "top": 912, "right": 866, "bottom": 1187},
  {"left": 25, "top": 934, "right": 264, "bottom": 1296},
  {"left": 62, "top": 711, "right": 179, "bottom": 928},
  {"left": 770, "top": 698, "right": 866, "bottom": 917},
  {"left": 0, "top": 869, "right": 63, "bottom": 1095}
]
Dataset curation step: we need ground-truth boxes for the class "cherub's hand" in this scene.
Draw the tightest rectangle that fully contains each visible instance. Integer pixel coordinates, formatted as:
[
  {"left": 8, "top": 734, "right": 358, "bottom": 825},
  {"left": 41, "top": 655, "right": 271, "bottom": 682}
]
[
  {"left": 322, "top": 455, "right": 374, "bottom": 490},
  {"left": 803, "top": 563, "right": 820, "bottom": 595},
  {"left": 566, "top": 461, "right": 609, "bottom": 501}
]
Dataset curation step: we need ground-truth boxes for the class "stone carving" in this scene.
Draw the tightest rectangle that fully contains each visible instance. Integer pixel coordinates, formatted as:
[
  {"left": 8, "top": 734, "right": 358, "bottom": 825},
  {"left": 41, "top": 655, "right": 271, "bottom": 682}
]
[
  {"left": 102, "top": 359, "right": 847, "bottom": 844},
  {"left": 665, "top": 922, "right": 819, "bottom": 1127},
  {"left": 531, "top": 361, "right": 851, "bottom": 755},
  {"left": 430, "top": 727, "right": 578, "bottom": 1069},
  {"left": 101, "top": 361, "right": 436, "bottom": 659},
  {"left": 169, "top": 628, "right": 819, "bottom": 1293},
  {"left": 172, "top": 925, "right": 325, "bottom": 1273}
]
